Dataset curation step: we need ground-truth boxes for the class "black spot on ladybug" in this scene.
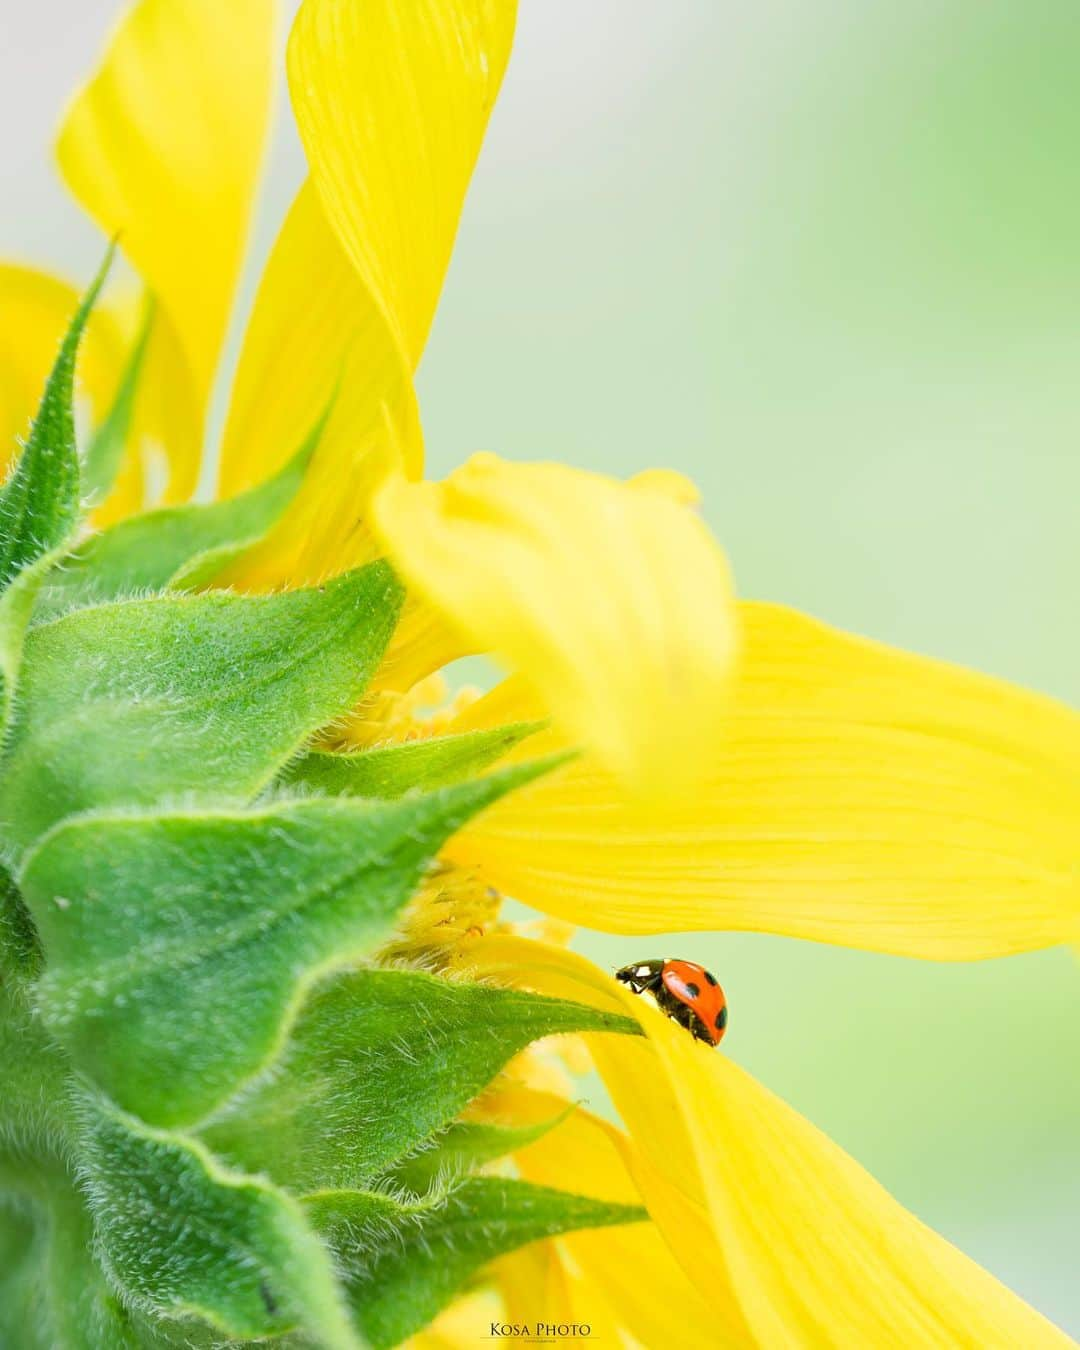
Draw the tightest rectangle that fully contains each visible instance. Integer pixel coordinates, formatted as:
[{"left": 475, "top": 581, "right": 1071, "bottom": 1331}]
[
  {"left": 259, "top": 1279, "right": 279, "bottom": 1317},
  {"left": 683, "top": 981, "right": 700, "bottom": 999},
  {"left": 704, "top": 970, "right": 718, "bottom": 986},
  {"left": 716, "top": 1007, "right": 728, "bottom": 1031}
]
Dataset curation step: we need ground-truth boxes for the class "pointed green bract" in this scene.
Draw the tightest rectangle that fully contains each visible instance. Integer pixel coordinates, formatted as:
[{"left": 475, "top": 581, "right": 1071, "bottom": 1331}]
[
  {"left": 0, "top": 247, "right": 113, "bottom": 590},
  {"left": 390, "top": 1112, "right": 574, "bottom": 1193},
  {"left": 81, "top": 297, "right": 153, "bottom": 504},
  {"left": 0, "top": 562, "right": 402, "bottom": 854},
  {"left": 309, "top": 1179, "right": 646, "bottom": 1349},
  {"left": 23, "top": 766, "right": 546, "bottom": 1127},
  {"left": 37, "top": 413, "right": 324, "bottom": 619},
  {"left": 77, "top": 1092, "right": 361, "bottom": 1348},
  {"left": 200, "top": 967, "right": 637, "bottom": 1190},
  {"left": 283, "top": 721, "right": 545, "bottom": 798}
]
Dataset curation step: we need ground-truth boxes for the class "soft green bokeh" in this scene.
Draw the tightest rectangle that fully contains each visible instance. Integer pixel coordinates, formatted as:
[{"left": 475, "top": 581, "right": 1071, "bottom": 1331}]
[{"left": 2, "top": 0, "right": 1077, "bottom": 1333}]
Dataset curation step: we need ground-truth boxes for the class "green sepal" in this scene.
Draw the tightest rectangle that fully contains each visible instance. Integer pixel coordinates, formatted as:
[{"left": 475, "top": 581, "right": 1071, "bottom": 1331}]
[
  {"left": 22, "top": 765, "right": 548, "bottom": 1127},
  {"left": 0, "top": 561, "right": 402, "bottom": 855},
  {"left": 36, "top": 414, "right": 324, "bottom": 621},
  {"left": 390, "top": 1111, "right": 574, "bottom": 1194},
  {"left": 283, "top": 721, "right": 545, "bottom": 799},
  {"left": 0, "top": 245, "right": 113, "bottom": 590},
  {"left": 200, "top": 967, "right": 638, "bottom": 1191},
  {"left": 81, "top": 296, "right": 153, "bottom": 504},
  {"left": 308, "top": 1178, "right": 646, "bottom": 1349},
  {"left": 76, "top": 1090, "right": 361, "bottom": 1348}
]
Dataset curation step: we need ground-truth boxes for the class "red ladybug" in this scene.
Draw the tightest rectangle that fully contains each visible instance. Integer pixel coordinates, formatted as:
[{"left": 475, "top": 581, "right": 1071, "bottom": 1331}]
[{"left": 615, "top": 958, "right": 728, "bottom": 1046}]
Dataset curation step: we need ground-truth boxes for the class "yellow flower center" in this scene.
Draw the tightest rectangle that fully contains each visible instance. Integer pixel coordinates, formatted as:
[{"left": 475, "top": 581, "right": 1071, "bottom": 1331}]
[
  {"left": 378, "top": 863, "right": 501, "bottom": 970},
  {"left": 328, "top": 672, "right": 481, "bottom": 750}
]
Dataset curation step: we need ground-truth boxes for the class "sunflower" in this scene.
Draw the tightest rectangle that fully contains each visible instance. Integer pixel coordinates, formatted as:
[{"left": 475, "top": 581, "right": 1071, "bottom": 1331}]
[{"left": 2, "top": 1, "right": 1077, "bottom": 1346}]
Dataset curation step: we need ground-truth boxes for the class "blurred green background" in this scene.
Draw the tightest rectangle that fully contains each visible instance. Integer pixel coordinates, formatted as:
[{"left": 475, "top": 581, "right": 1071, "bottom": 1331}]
[{"left": 2, "top": 0, "right": 1078, "bottom": 1333}]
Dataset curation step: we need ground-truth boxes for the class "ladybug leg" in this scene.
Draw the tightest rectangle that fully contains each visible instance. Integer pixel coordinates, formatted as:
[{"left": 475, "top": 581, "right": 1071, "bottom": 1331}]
[
  {"left": 691, "top": 1017, "right": 714, "bottom": 1046},
  {"left": 656, "top": 985, "right": 713, "bottom": 1043},
  {"left": 675, "top": 1003, "right": 700, "bottom": 1035},
  {"left": 654, "top": 983, "right": 692, "bottom": 1029}
]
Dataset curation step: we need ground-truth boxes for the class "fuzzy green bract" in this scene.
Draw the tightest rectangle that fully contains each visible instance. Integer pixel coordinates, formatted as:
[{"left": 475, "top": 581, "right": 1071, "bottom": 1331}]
[
  {"left": 0, "top": 563, "right": 402, "bottom": 855},
  {"left": 0, "top": 248, "right": 111, "bottom": 591},
  {"left": 309, "top": 1180, "right": 646, "bottom": 1349},
  {"left": 0, "top": 282, "right": 645, "bottom": 1347},
  {"left": 283, "top": 720, "right": 546, "bottom": 797},
  {"left": 24, "top": 774, "right": 552, "bottom": 1126},
  {"left": 37, "top": 402, "right": 328, "bottom": 619},
  {"left": 199, "top": 967, "right": 637, "bottom": 1190},
  {"left": 78, "top": 1092, "right": 362, "bottom": 1349},
  {"left": 389, "top": 1114, "right": 576, "bottom": 1192}
]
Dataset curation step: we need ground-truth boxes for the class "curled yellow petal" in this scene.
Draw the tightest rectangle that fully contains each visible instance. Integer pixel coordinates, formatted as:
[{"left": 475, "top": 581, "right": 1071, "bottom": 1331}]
[
  {"left": 468, "top": 937, "right": 1074, "bottom": 1347},
  {"left": 446, "top": 601, "right": 1080, "bottom": 959},
  {"left": 288, "top": 0, "right": 517, "bottom": 365},
  {"left": 219, "top": 184, "right": 373, "bottom": 498},
  {"left": 56, "top": 0, "right": 275, "bottom": 497},
  {"left": 0, "top": 263, "right": 125, "bottom": 474},
  {"left": 255, "top": 0, "right": 517, "bottom": 585},
  {"left": 373, "top": 454, "right": 740, "bottom": 793},
  {"left": 216, "top": 183, "right": 422, "bottom": 588}
]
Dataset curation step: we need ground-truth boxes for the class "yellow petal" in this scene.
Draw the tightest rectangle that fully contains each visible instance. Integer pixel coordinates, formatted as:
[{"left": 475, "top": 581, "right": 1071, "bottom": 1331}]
[
  {"left": 367, "top": 595, "right": 470, "bottom": 695},
  {"left": 372, "top": 454, "right": 739, "bottom": 794},
  {"left": 287, "top": 0, "right": 517, "bottom": 365},
  {"left": 244, "top": 0, "right": 517, "bottom": 586},
  {"left": 403, "top": 1288, "right": 504, "bottom": 1349},
  {"left": 218, "top": 183, "right": 422, "bottom": 500},
  {"left": 460, "top": 938, "right": 746, "bottom": 1319},
  {"left": 468, "top": 937, "right": 1075, "bottom": 1348},
  {"left": 488, "top": 1122, "right": 637, "bottom": 1347},
  {"left": 661, "top": 1029, "right": 1074, "bottom": 1347},
  {"left": 56, "top": 0, "right": 275, "bottom": 497},
  {"left": 518, "top": 1241, "right": 638, "bottom": 1349},
  {"left": 446, "top": 601, "right": 1080, "bottom": 959},
  {"left": 215, "top": 182, "right": 423, "bottom": 588},
  {"left": 493, "top": 1243, "right": 576, "bottom": 1326},
  {"left": 0, "top": 263, "right": 125, "bottom": 474},
  {"left": 496, "top": 1087, "right": 731, "bottom": 1346},
  {"left": 219, "top": 185, "right": 359, "bottom": 498}
]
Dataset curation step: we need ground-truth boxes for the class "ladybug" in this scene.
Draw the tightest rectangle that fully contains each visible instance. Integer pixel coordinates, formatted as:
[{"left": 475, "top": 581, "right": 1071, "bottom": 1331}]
[{"left": 614, "top": 958, "right": 728, "bottom": 1046}]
